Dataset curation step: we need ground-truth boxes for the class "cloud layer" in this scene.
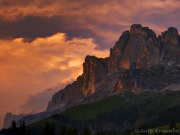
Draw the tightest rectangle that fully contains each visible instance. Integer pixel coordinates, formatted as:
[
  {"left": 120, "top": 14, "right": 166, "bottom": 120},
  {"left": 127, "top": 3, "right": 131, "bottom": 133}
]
[
  {"left": 1, "top": 0, "right": 180, "bottom": 49},
  {"left": 20, "top": 83, "right": 67, "bottom": 113},
  {"left": 0, "top": 33, "right": 108, "bottom": 128}
]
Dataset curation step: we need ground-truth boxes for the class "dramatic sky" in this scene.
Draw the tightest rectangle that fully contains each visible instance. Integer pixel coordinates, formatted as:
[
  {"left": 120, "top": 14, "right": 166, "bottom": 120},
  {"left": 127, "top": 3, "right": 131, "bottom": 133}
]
[{"left": 0, "top": 0, "right": 180, "bottom": 128}]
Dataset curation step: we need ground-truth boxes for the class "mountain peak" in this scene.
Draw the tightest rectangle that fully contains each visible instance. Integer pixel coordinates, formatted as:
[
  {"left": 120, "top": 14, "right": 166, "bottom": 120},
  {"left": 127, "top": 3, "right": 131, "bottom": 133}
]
[
  {"left": 130, "top": 24, "right": 142, "bottom": 34},
  {"left": 159, "top": 26, "right": 180, "bottom": 45},
  {"left": 129, "top": 24, "right": 156, "bottom": 39},
  {"left": 46, "top": 24, "right": 180, "bottom": 113},
  {"left": 11, "top": 24, "right": 180, "bottom": 127},
  {"left": 166, "top": 27, "right": 179, "bottom": 40},
  {"left": 3, "top": 112, "right": 26, "bottom": 129},
  {"left": 167, "top": 27, "right": 178, "bottom": 35}
]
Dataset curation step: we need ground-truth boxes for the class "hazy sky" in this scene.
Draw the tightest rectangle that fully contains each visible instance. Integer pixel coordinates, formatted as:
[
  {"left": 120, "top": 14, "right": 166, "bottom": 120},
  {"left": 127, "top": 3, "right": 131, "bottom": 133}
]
[{"left": 0, "top": 0, "right": 180, "bottom": 128}]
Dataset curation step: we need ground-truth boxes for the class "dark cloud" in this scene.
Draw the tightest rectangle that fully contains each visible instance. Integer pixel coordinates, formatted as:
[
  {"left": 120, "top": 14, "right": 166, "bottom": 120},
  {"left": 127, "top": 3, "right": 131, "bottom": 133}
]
[
  {"left": 0, "top": 15, "right": 126, "bottom": 49},
  {"left": 5, "top": 18, "right": 130, "bottom": 51},
  {"left": 1, "top": 0, "right": 180, "bottom": 50},
  {"left": 0, "top": 15, "right": 102, "bottom": 46},
  {"left": 0, "top": 16, "right": 65, "bottom": 39}
]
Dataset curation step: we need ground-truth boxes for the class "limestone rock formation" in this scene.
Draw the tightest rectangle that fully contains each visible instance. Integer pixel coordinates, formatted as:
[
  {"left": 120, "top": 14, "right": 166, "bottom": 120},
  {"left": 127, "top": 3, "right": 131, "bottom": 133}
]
[
  {"left": 47, "top": 56, "right": 115, "bottom": 112},
  {"left": 109, "top": 24, "right": 158, "bottom": 70},
  {"left": 3, "top": 113, "right": 26, "bottom": 129},
  {"left": 46, "top": 24, "right": 180, "bottom": 112},
  {"left": 158, "top": 27, "right": 180, "bottom": 63},
  {"left": 5, "top": 24, "right": 180, "bottom": 127},
  {"left": 115, "top": 62, "right": 180, "bottom": 92}
]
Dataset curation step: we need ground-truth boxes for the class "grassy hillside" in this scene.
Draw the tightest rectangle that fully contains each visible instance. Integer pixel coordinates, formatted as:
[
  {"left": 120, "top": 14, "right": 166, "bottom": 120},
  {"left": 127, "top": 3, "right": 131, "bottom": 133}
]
[
  {"left": 27, "top": 90, "right": 180, "bottom": 135},
  {"left": 29, "top": 92, "right": 129, "bottom": 128},
  {"left": 61, "top": 93, "right": 129, "bottom": 120},
  {"left": 153, "top": 122, "right": 180, "bottom": 130},
  {"left": 61, "top": 90, "right": 180, "bottom": 121}
]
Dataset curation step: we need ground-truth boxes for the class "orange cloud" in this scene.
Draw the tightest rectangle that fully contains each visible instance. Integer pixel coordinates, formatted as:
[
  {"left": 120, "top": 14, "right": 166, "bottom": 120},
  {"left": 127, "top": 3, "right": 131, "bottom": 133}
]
[
  {"left": 1, "top": 0, "right": 180, "bottom": 23},
  {"left": 0, "top": 0, "right": 180, "bottom": 49},
  {"left": 0, "top": 33, "right": 109, "bottom": 128},
  {"left": 1, "top": 0, "right": 180, "bottom": 31}
]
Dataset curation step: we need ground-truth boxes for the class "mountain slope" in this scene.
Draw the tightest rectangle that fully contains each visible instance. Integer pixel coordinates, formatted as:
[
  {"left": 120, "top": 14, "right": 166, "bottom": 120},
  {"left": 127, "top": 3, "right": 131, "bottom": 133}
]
[
  {"left": 46, "top": 24, "right": 180, "bottom": 113},
  {"left": 4, "top": 24, "right": 180, "bottom": 129},
  {"left": 27, "top": 90, "right": 180, "bottom": 134}
]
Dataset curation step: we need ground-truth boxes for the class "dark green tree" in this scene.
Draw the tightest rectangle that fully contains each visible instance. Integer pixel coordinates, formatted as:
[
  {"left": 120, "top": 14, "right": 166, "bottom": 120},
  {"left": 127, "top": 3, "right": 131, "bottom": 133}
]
[
  {"left": 70, "top": 128, "right": 78, "bottom": 135},
  {"left": 10, "top": 120, "right": 19, "bottom": 135},
  {"left": 122, "top": 130, "right": 130, "bottom": 135},
  {"left": 60, "top": 126, "right": 67, "bottom": 135},
  {"left": 60, "top": 126, "right": 79, "bottom": 135},
  {"left": 83, "top": 124, "right": 91, "bottom": 135},
  {"left": 19, "top": 121, "right": 29, "bottom": 135},
  {"left": 169, "top": 122, "right": 176, "bottom": 129},
  {"left": 42, "top": 122, "right": 55, "bottom": 135}
]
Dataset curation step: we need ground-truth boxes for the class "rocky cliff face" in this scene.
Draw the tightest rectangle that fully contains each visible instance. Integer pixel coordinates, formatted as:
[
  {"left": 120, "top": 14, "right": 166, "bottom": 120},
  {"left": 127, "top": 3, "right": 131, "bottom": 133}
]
[
  {"left": 46, "top": 24, "right": 180, "bottom": 112},
  {"left": 115, "top": 61, "right": 180, "bottom": 92},
  {"left": 158, "top": 27, "right": 180, "bottom": 63},
  {"left": 47, "top": 56, "right": 114, "bottom": 111},
  {"left": 3, "top": 113, "right": 27, "bottom": 129},
  {"left": 109, "top": 24, "right": 158, "bottom": 71},
  {"left": 6, "top": 24, "right": 180, "bottom": 127},
  {"left": 4, "top": 24, "right": 180, "bottom": 127}
]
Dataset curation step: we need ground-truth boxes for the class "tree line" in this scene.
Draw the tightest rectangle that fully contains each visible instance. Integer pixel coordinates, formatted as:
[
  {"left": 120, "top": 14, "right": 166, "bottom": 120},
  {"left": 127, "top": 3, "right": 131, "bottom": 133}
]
[
  {"left": 0, "top": 120, "right": 117, "bottom": 135},
  {"left": 0, "top": 120, "right": 29, "bottom": 135}
]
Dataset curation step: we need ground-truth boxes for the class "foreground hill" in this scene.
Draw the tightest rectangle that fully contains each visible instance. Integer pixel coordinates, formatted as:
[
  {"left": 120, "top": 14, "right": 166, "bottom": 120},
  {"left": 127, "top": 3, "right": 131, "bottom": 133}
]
[
  {"left": 1, "top": 89, "right": 180, "bottom": 134},
  {"left": 26, "top": 90, "right": 180, "bottom": 135}
]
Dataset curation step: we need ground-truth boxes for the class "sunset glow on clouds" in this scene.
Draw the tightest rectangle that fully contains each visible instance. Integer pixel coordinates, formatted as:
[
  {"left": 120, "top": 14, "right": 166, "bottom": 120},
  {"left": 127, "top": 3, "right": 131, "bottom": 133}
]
[
  {"left": 0, "top": 33, "right": 109, "bottom": 127},
  {"left": 1, "top": 0, "right": 180, "bottom": 46},
  {"left": 0, "top": 0, "right": 180, "bottom": 128}
]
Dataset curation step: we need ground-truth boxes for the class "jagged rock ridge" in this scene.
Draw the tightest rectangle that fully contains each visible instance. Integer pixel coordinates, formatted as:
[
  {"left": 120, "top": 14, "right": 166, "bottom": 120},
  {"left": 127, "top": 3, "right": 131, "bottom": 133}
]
[
  {"left": 3, "top": 113, "right": 27, "bottom": 129},
  {"left": 4, "top": 24, "right": 180, "bottom": 128},
  {"left": 46, "top": 24, "right": 180, "bottom": 112}
]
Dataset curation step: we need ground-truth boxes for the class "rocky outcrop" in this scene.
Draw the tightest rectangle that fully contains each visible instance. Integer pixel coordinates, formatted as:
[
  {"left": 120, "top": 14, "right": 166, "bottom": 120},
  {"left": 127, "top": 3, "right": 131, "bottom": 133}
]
[
  {"left": 3, "top": 113, "right": 27, "bottom": 129},
  {"left": 46, "top": 56, "right": 117, "bottom": 112},
  {"left": 109, "top": 24, "right": 159, "bottom": 70},
  {"left": 115, "top": 62, "right": 180, "bottom": 92},
  {"left": 158, "top": 27, "right": 180, "bottom": 63},
  {"left": 46, "top": 75, "right": 84, "bottom": 112},
  {"left": 46, "top": 24, "right": 180, "bottom": 112},
  {"left": 8, "top": 24, "right": 180, "bottom": 126},
  {"left": 82, "top": 56, "right": 108, "bottom": 96}
]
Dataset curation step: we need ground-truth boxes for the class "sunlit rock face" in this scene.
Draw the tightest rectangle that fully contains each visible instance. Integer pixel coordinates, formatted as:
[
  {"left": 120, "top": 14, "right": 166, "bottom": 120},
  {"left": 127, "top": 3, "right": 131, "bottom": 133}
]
[
  {"left": 4, "top": 24, "right": 180, "bottom": 128},
  {"left": 47, "top": 56, "right": 111, "bottom": 112},
  {"left": 45, "top": 24, "right": 180, "bottom": 111},
  {"left": 108, "top": 30, "right": 130, "bottom": 71},
  {"left": 109, "top": 24, "right": 159, "bottom": 70},
  {"left": 158, "top": 27, "right": 180, "bottom": 63},
  {"left": 82, "top": 56, "right": 108, "bottom": 96}
]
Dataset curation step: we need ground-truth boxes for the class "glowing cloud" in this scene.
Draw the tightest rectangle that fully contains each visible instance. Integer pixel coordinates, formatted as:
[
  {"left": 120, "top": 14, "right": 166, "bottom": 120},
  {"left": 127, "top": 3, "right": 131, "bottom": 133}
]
[{"left": 0, "top": 33, "right": 109, "bottom": 127}]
